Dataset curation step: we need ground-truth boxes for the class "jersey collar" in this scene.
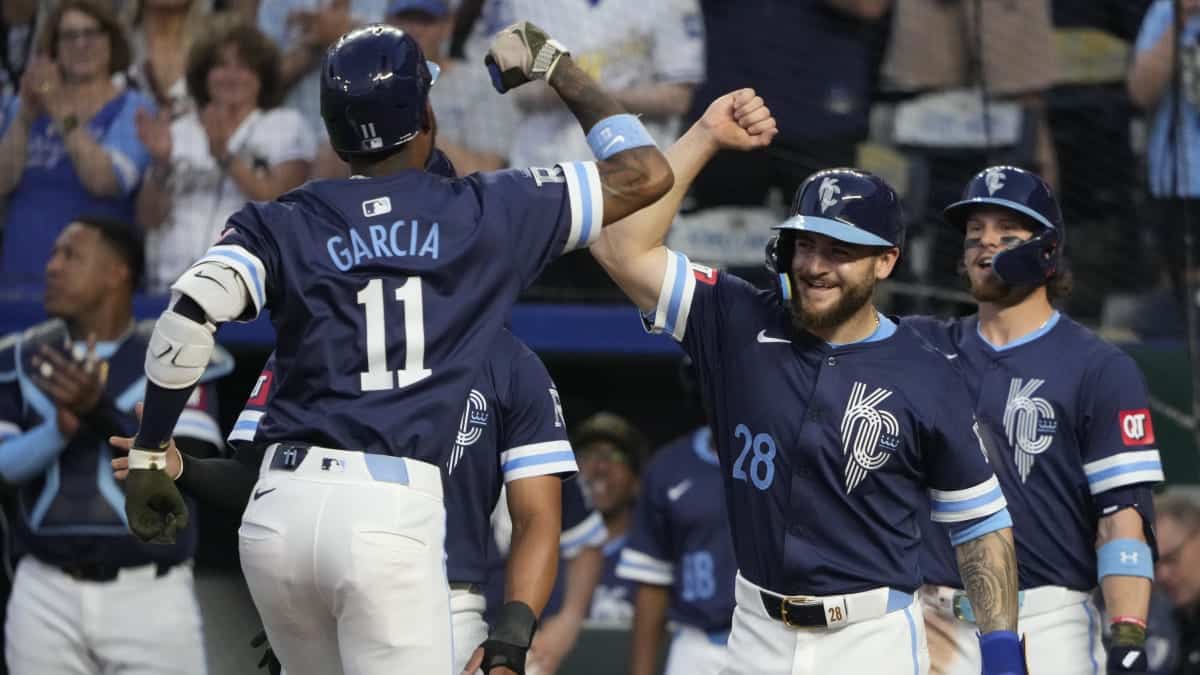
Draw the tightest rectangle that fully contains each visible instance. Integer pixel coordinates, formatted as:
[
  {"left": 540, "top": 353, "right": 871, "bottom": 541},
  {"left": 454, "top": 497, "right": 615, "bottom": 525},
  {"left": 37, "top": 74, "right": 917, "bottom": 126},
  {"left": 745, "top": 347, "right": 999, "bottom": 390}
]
[
  {"left": 975, "top": 311, "right": 1060, "bottom": 353},
  {"left": 827, "top": 312, "right": 896, "bottom": 349},
  {"left": 602, "top": 533, "right": 628, "bottom": 557},
  {"left": 70, "top": 321, "right": 135, "bottom": 360},
  {"left": 691, "top": 427, "right": 718, "bottom": 466}
]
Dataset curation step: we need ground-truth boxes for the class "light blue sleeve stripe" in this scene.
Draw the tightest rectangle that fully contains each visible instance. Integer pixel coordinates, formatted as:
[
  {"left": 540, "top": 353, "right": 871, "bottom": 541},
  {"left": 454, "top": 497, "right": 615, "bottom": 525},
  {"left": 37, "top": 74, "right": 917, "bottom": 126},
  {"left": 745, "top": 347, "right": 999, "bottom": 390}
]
[
  {"left": 948, "top": 508, "right": 1013, "bottom": 546},
  {"left": 664, "top": 251, "right": 687, "bottom": 336},
  {"left": 206, "top": 249, "right": 265, "bottom": 309},
  {"left": 616, "top": 560, "right": 673, "bottom": 580},
  {"left": 931, "top": 486, "right": 1005, "bottom": 514},
  {"left": 561, "top": 518, "right": 605, "bottom": 551},
  {"left": 1087, "top": 461, "right": 1164, "bottom": 485},
  {"left": 0, "top": 421, "right": 67, "bottom": 483},
  {"left": 570, "top": 162, "right": 594, "bottom": 246},
  {"left": 234, "top": 419, "right": 261, "bottom": 431},
  {"left": 502, "top": 451, "right": 578, "bottom": 472}
]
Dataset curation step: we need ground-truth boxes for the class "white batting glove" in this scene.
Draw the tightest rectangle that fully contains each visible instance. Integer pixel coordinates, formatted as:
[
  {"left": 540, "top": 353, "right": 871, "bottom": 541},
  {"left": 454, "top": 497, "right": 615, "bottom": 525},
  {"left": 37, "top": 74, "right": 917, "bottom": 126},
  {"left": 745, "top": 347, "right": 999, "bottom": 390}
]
[{"left": 484, "top": 21, "right": 570, "bottom": 94}]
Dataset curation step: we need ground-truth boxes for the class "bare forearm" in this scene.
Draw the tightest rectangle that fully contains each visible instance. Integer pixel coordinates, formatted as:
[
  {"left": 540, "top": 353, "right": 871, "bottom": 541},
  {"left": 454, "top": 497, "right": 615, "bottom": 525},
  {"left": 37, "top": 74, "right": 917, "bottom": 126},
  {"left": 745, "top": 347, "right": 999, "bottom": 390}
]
[
  {"left": 1098, "top": 510, "right": 1152, "bottom": 621},
  {"left": 547, "top": 57, "right": 624, "bottom": 133},
  {"left": 506, "top": 511, "right": 561, "bottom": 615},
  {"left": 136, "top": 164, "right": 174, "bottom": 228},
  {"left": 629, "top": 584, "right": 670, "bottom": 675},
  {"left": 63, "top": 129, "right": 121, "bottom": 196},
  {"left": 1129, "top": 27, "right": 1176, "bottom": 109},
  {"left": 225, "top": 159, "right": 309, "bottom": 202},
  {"left": 954, "top": 528, "right": 1019, "bottom": 634},
  {"left": 0, "top": 113, "right": 32, "bottom": 195},
  {"left": 560, "top": 545, "right": 604, "bottom": 619},
  {"left": 614, "top": 82, "right": 694, "bottom": 117}
]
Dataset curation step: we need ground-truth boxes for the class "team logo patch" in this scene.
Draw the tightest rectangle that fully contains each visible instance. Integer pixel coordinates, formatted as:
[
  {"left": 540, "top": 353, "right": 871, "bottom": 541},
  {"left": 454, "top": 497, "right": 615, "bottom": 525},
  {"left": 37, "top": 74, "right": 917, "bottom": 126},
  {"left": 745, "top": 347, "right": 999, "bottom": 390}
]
[
  {"left": 691, "top": 263, "right": 718, "bottom": 285},
  {"left": 1003, "top": 378, "right": 1058, "bottom": 482},
  {"left": 1119, "top": 409, "right": 1155, "bottom": 446},
  {"left": 248, "top": 371, "right": 273, "bottom": 406},
  {"left": 985, "top": 167, "right": 1007, "bottom": 195},
  {"left": 841, "top": 382, "right": 901, "bottom": 493},
  {"left": 448, "top": 390, "right": 489, "bottom": 474},
  {"left": 818, "top": 177, "right": 841, "bottom": 213},
  {"left": 321, "top": 457, "right": 345, "bottom": 473}
]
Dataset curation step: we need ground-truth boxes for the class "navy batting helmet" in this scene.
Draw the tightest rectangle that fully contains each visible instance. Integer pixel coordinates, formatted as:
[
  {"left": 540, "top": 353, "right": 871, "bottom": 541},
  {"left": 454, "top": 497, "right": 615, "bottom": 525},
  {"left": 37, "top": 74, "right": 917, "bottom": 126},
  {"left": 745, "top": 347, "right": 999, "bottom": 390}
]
[
  {"left": 943, "top": 166, "right": 1064, "bottom": 287},
  {"left": 320, "top": 25, "right": 439, "bottom": 156},
  {"left": 765, "top": 169, "right": 905, "bottom": 302}
]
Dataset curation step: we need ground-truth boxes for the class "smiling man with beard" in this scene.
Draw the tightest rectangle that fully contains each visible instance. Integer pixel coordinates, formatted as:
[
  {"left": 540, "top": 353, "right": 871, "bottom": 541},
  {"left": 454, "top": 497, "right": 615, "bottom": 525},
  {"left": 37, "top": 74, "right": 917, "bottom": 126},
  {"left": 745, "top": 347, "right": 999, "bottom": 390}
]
[
  {"left": 587, "top": 89, "right": 1024, "bottom": 675},
  {"left": 903, "top": 166, "right": 1164, "bottom": 675}
]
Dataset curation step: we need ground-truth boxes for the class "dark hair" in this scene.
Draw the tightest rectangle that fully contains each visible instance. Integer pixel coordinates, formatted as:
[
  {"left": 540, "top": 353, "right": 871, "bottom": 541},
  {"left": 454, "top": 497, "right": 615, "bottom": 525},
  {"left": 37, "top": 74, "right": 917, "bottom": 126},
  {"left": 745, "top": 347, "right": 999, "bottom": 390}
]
[
  {"left": 186, "top": 15, "right": 282, "bottom": 110},
  {"left": 1045, "top": 264, "right": 1072, "bottom": 306},
  {"left": 74, "top": 215, "right": 145, "bottom": 291},
  {"left": 42, "top": 0, "right": 132, "bottom": 75}
]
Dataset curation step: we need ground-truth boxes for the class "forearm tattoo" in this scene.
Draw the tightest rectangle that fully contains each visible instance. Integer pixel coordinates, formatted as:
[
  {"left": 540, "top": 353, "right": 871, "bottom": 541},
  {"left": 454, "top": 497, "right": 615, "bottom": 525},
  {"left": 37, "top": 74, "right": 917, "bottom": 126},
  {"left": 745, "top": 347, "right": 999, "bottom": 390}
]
[{"left": 956, "top": 531, "right": 1019, "bottom": 633}]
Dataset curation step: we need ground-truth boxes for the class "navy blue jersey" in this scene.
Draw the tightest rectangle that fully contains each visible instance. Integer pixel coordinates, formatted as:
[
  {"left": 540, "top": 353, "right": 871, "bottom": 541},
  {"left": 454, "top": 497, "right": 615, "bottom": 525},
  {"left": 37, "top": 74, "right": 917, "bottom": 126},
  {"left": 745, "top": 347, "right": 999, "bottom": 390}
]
[
  {"left": 0, "top": 320, "right": 230, "bottom": 567},
  {"left": 207, "top": 161, "right": 603, "bottom": 463},
  {"left": 616, "top": 428, "right": 737, "bottom": 633},
  {"left": 644, "top": 253, "right": 1008, "bottom": 596},
  {"left": 587, "top": 533, "right": 638, "bottom": 627},
  {"left": 228, "top": 332, "right": 578, "bottom": 586},
  {"left": 903, "top": 313, "right": 1165, "bottom": 590}
]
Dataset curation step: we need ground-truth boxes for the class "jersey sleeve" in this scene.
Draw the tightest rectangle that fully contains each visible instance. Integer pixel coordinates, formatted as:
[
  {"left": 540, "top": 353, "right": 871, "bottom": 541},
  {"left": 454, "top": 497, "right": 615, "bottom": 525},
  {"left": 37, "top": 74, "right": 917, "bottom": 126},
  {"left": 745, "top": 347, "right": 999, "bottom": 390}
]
[
  {"left": 923, "top": 367, "right": 1011, "bottom": 545},
  {"left": 616, "top": 466, "right": 675, "bottom": 586},
  {"left": 472, "top": 163, "right": 604, "bottom": 286},
  {"left": 560, "top": 478, "right": 607, "bottom": 559},
  {"left": 1079, "top": 353, "right": 1165, "bottom": 496},
  {"left": 652, "top": 0, "right": 706, "bottom": 84},
  {"left": 227, "top": 354, "right": 276, "bottom": 448},
  {"left": 101, "top": 92, "right": 154, "bottom": 196},
  {"left": 197, "top": 203, "right": 282, "bottom": 320},
  {"left": 1135, "top": 2, "right": 1171, "bottom": 53},
  {"left": 499, "top": 352, "right": 578, "bottom": 483}
]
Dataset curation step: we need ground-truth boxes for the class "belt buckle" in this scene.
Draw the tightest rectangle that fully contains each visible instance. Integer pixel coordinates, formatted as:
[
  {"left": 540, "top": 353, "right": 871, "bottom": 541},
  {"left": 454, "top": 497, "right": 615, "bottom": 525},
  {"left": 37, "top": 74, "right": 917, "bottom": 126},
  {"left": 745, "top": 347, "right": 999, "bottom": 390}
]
[
  {"left": 780, "top": 594, "right": 819, "bottom": 628},
  {"left": 951, "top": 591, "right": 973, "bottom": 622}
]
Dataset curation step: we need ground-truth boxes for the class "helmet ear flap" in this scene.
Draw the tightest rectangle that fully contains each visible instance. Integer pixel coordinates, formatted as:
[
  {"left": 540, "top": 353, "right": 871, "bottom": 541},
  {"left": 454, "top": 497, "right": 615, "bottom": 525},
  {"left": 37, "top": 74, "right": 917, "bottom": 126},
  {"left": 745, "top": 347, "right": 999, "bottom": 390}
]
[{"left": 765, "top": 234, "right": 794, "bottom": 303}]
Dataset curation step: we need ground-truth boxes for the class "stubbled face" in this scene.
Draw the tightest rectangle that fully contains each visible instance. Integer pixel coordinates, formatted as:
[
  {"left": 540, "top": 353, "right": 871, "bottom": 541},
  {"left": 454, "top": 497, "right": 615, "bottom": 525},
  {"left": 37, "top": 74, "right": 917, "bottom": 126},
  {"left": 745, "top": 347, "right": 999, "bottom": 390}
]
[
  {"left": 788, "top": 231, "right": 892, "bottom": 334},
  {"left": 1156, "top": 515, "right": 1200, "bottom": 609},
  {"left": 578, "top": 440, "right": 639, "bottom": 518},
  {"left": 962, "top": 206, "right": 1039, "bottom": 304},
  {"left": 56, "top": 9, "right": 111, "bottom": 82}
]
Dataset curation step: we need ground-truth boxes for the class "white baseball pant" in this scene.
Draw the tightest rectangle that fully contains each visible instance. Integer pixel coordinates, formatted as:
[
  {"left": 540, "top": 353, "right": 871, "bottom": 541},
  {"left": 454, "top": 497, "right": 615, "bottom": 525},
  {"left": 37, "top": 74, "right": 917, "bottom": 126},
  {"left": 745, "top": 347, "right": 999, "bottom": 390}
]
[
  {"left": 921, "top": 585, "right": 1106, "bottom": 675},
  {"left": 238, "top": 445, "right": 452, "bottom": 675},
  {"left": 664, "top": 624, "right": 729, "bottom": 675},
  {"left": 5, "top": 555, "right": 206, "bottom": 675},
  {"left": 721, "top": 573, "right": 930, "bottom": 675}
]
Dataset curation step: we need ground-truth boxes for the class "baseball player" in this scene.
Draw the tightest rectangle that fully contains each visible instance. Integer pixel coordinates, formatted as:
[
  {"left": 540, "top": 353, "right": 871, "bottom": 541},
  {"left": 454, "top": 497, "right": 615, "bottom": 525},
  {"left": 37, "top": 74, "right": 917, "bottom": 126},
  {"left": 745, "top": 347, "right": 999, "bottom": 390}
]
[
  {"left": 617, "top": 360, "right": 737, "bottom": 675},
  {"left": 587, "top": 92, "right": 1026, "bottom": 674},
  {"left": 118, "top": 22, "right": 672, "bottom": 675},
  {"left": 0, "top": 216, "right": 230, "bottom": 675},
  {"left": 901, "top": 166, "right": 1164, "bottom": 675}
]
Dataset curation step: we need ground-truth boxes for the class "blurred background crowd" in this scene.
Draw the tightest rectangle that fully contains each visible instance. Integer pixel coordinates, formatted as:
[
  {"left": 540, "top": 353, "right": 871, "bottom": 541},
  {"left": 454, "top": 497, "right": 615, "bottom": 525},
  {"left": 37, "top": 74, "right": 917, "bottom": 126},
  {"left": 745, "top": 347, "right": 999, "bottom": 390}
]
[{"left": 3, "top": 0, "right": 1200, "bottom": 674}]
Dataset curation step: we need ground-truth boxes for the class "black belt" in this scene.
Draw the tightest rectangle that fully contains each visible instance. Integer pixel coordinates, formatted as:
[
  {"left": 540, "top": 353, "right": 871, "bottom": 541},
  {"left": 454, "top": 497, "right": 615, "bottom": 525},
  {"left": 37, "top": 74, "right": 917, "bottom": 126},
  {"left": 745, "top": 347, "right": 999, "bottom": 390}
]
[
  {"left": 58, "top": 561, "right": 175, "bottom": 583},
  {"left": 760, "top": 591, "right": 829, "bottom": 628}
]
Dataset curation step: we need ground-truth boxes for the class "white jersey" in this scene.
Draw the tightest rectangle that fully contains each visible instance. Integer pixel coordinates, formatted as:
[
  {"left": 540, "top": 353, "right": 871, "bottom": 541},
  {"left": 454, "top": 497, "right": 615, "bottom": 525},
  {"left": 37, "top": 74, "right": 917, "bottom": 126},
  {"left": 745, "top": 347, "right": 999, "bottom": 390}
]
[
  {"left": 146, "top": 106, "right": 317, "bottom": 292},
  {"left": 488, "top": 0, "right": 705, "bottom": 168}
]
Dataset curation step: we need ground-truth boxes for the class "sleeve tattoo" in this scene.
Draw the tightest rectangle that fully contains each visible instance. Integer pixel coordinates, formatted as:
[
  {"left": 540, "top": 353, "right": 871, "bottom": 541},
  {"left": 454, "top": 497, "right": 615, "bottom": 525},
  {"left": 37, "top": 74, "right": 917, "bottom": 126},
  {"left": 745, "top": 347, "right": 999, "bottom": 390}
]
[{"left": 955, "top": 530, "right": 1019, "bottom": 633}]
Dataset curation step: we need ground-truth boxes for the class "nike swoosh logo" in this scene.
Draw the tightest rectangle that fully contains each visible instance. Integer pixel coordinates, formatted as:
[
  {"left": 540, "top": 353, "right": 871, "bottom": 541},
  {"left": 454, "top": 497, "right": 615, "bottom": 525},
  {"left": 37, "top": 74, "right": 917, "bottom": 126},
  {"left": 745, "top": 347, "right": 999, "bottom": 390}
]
[
  {"left": 667, "top": 480, "right": 692, "bottom": 502},
  {"left": 756, "top": 330, "right": 791, "bottom": 344},
  {"left": 945, "top": 353, "right": 959, "bottom": 360},
  {"left": 1122, "top": 651, "right": 1140, "bottom": 668},
  {"left": 602, "top": 135, "right": 626, "bottom": 155},
  {"left": 253, "top": 488, "right": 277, "bottom": 500}
]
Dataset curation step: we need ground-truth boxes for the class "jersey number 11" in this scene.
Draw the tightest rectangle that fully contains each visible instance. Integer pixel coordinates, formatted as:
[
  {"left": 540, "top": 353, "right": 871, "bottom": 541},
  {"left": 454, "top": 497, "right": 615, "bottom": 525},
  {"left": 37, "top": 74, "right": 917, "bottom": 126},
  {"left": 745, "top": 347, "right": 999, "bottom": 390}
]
[{"left": 357, "top": 277, "right": 432, "bottom": 391}]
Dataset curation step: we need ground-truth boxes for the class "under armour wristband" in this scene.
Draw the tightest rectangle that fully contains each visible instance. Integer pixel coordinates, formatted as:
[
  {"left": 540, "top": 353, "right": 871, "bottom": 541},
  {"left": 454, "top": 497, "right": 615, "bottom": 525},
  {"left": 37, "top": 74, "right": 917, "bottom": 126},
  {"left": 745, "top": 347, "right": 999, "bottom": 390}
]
[
  {"left": 1098, "top": 539, "right": 1154, "bottom": 581},
  {"left": 586, "top": 114, "right": 656, "bottom": 160},
  {"left": 979, "top": 630, "right": 1026, "bottom": 675}
]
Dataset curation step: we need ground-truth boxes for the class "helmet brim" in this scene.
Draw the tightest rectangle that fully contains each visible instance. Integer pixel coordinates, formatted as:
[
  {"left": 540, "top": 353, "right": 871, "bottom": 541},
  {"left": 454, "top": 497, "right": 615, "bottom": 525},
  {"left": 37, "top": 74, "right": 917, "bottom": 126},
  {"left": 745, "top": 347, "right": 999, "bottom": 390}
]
[
  {"left": 943, "top": 197, "right": 1055, "bottom": 231},
  {"left": 772, "top": 214, "right": 894, "bottom": 248}
]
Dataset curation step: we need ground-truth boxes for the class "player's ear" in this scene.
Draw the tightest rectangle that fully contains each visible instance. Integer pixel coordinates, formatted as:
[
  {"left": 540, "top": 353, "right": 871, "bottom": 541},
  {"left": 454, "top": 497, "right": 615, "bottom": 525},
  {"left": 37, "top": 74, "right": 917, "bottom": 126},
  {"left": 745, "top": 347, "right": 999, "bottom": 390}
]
[
  {"left": 422, "top": 100, "right": 435, "bottom": 134},
  {"left": 874, "top": 247, "right": 900, "bottom": 280}
]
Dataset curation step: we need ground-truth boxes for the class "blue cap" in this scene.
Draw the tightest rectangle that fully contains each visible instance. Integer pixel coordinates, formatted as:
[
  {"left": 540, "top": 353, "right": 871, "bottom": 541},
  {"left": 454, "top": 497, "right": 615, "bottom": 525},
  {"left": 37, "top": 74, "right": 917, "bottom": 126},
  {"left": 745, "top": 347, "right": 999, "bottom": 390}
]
[
  {"left": 779, "top": 168, "right": 905, "bottom": 249},
  {"left": 387, "top": 0, "right": 450, "bottom": 17}
]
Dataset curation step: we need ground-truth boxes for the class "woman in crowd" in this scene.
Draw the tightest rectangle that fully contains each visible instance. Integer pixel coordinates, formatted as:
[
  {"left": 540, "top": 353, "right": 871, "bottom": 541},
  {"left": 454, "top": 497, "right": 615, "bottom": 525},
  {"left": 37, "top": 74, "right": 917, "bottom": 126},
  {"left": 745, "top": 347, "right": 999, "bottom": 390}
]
[
  {"left": 0, "top": 0, "right": 154, "bottom": 287},
  {"left": 134, "top": 16, "right": 315, "bottom": 292}
]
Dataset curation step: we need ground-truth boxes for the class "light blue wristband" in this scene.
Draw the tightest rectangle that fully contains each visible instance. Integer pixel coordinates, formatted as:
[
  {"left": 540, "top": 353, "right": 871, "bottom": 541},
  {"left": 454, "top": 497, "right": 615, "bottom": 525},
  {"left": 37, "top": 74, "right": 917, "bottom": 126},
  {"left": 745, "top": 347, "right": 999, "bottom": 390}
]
[
  {"left": 1097, "top": 538, "right": 1154, "bottom": 581},
  {"left": 586, "top": 113, "right": 656, "bottom": 160}
]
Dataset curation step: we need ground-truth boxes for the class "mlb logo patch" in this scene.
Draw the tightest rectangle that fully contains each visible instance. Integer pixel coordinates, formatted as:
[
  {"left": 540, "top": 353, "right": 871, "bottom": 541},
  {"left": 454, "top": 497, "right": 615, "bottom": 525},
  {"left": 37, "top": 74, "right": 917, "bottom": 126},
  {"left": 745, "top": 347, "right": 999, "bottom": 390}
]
[
  {"left": 1119, "top": 409, "right": 1155, "bottom": 446},
  {"left": 321, "top": 457, "right": 346, "bottom": 473},
  {"left": 691, "top": 263, "right": 718, "bottom": 286},
  {"left": 362, "top": 197, "right": 392, "bottom": 218}
]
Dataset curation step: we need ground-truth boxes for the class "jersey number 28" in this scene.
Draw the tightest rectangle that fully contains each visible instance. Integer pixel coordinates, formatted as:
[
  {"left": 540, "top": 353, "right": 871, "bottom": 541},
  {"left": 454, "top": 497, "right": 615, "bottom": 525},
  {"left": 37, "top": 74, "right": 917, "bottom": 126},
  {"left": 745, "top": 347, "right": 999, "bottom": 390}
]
[{"left": 356, "top": 277, "right": 431, "bottom": 391}]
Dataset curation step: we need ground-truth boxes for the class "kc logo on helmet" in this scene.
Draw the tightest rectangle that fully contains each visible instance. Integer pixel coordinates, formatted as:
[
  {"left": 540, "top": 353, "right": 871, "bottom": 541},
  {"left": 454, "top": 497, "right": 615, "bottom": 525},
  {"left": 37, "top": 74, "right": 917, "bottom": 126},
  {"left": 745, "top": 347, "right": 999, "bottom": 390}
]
[{"left": 1119, "top": 409, "right": 1155, "bottom": 446}]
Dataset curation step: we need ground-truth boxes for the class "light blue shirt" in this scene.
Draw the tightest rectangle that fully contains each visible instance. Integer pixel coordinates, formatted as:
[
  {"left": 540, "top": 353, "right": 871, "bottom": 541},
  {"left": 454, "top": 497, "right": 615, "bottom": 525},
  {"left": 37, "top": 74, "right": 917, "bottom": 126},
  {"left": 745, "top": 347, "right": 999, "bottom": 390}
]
[{"left": 1136, "top": 0, "right": 1200, "bottom": 197}]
